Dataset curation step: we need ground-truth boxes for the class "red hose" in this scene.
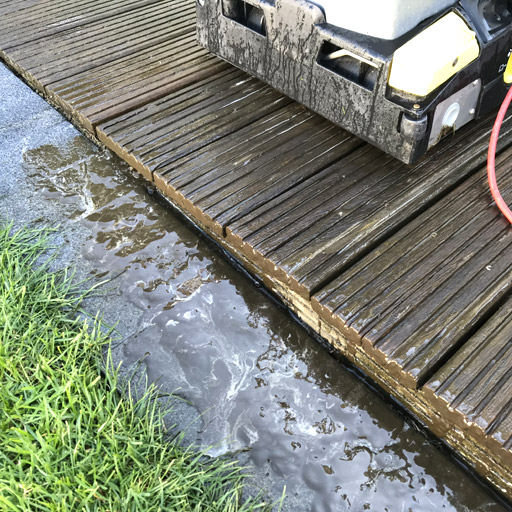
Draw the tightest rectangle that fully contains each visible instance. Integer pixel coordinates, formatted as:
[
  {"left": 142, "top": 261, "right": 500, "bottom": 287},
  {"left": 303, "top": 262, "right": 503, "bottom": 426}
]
[{"left": 487, "top": 83, "right": 512, "bottom": 224}]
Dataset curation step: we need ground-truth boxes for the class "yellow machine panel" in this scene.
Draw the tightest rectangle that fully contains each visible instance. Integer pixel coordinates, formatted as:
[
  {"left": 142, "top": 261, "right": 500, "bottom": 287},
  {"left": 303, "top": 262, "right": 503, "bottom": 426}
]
[{"left": 388, "top": 12, "right": 480, "bottom": 97}]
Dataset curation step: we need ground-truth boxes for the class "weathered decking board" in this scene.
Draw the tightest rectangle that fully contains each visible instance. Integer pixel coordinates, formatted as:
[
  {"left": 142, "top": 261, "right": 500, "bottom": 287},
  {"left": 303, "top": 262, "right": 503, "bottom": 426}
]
[
  {"left": 94, "top": 61, "right": 512, "bottom": 495},
  {"left": 97, "top": 83, "right": 364, "bottom": 222},
  {"left": 0, "top": 0, "right": 161, "bottom": 49},
  {"left": 424, "top": 294, "right": 512, "bottom": 471},
  {"left": 227, "top": 113, "right": 512, "bottom": 298},
  {"left": 0, "top": 0, "right": 216, "bottom": 132},
  {"left": 97, "top": 70, "right": 295, "bottom": 180},
  {"left": 313, "top": 146, "right": 512, "bottom": 387},
  {"left": 46, "top": 34, "right": 228, "bottom": 132},
  {"left": 2, "top": 0, "right": 512, "bottom": 501},
  {"left": 2, "top": 0, "right": 193, "bottom": 83},
  {"left": 99, "top": 83, "right": 512, "bottom": 299}
]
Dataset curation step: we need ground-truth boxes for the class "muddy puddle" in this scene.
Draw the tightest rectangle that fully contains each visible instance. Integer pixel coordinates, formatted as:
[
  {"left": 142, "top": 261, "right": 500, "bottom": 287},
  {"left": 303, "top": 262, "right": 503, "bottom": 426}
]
[{"left": 19, "top": 135, "right": 508, "bottom": 512}]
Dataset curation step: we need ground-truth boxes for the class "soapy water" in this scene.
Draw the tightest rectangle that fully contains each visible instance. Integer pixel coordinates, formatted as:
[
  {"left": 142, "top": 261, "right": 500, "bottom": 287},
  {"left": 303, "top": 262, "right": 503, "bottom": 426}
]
[{"left": 20, "top": 136, "right": 508, "bottom": 512}]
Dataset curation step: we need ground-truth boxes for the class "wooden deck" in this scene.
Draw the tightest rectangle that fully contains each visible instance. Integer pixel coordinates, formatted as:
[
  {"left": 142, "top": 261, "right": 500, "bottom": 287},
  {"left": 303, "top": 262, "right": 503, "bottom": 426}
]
[{"left": 2, "top": 0, "right": 512, "bottom": 500}]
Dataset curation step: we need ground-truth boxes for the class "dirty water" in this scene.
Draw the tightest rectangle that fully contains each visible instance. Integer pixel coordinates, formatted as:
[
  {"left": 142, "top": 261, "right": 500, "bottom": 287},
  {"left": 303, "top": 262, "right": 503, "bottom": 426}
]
[{"left": 12, "top": 133, "right": 508, "bottom": 512}]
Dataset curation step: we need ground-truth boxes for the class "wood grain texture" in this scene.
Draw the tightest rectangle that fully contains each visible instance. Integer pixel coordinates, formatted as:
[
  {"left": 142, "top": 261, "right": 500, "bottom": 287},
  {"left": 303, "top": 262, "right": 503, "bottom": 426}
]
[
  {"left": 46, "top": 33, "right": 229, "bottom": 132},
  {"left": 1, "top": 0, "right": 199, "bottom": 132},
  {"left": 313, "top": 145, "right": 512, "bottom": 389},
  {"left": 229, "top": 113, "right": 512, "bottom": 298},
  {"left": 3, "top": 0, "right": 194, "bottom": 81},
  {"left": 97, "top": 70, "right": 296, "bottom": 181},
  {"left": 423, "top": 295, "right": 512, "bottom": 470},
  {"left": 0, "top": 0, "right": 160, "bottom": 49}
]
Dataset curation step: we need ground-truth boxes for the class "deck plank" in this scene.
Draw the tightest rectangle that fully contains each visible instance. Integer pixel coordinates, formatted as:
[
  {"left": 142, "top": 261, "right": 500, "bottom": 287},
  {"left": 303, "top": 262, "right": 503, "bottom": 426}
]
[
  {"left": 227, "top": 113, "right": 512, "bottom": 298},
  {"left": 97, "top": 71, "right": 295, "bottom": 180},
  {"left": 2, "top": 0, "right": 512, "bottom": 500},
  {"left": 156, "top": 114, "right": 364, "bottom": 235},
  {"left": 423, "top": 296, "right": 512, "bottom": 469},
  {"left": 98, "top": 80, "right": 364, "bottom": 234},
  {"left": 0, "top": 0, "right": 161, "bottom": 49},
  {"left": 0, "top": 0, "right": 220, "bottom": 133},
  {"left": 46, "top": 34, "right": 228, "bottom": 132},
  {"left": 1, "top": 0, "right": 195, "bottom": 100},
  {"left": 312, "top": 145, "right": 512, "bottom": 389}
]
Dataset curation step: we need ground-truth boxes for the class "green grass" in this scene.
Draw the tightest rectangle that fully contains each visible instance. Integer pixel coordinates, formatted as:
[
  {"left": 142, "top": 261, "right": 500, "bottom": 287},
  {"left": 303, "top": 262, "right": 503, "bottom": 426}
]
[{"left": 0, "top": 224, "right": 271, "bottom": 512}]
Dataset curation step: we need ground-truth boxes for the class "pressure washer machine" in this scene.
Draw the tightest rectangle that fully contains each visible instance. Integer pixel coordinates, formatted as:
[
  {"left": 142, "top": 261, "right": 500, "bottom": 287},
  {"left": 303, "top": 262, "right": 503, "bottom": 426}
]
[{"left": 196, "top": 0, "right": 512, "bottom": 163}]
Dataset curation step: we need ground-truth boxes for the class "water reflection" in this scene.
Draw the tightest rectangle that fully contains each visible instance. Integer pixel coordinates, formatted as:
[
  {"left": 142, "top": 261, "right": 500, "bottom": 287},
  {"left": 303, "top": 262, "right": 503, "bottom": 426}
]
[{"left": 22, "top": 136, "right": 507, "bottom": 512}]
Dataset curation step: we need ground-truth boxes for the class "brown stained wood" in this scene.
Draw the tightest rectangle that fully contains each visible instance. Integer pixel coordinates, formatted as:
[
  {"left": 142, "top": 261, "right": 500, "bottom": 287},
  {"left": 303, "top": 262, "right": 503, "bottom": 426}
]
[
  {"left": 224, "top": 145, "right": 400, "bottom": 279},
  {"left": 48, "top": 35, "right": 204, "bottom": 101},
  {"left": 313, "top": 145, "right": 512, "bottom": 390},
  {"left": 7, "top": 0, "right": 187, "bottom": 62},
  {"left": 173, "top": 121, "right": 362, "bottom": 230},
  {"left": 98, "top": 69, "right": 363, "bottom": 237},
  {"left": 2, "top": 0, "right": 195, "bottom": 89},
  {"left": 87, "top": 60, "right": 229, "bottom": 130},
  {"left": 0, "top": 0, "right": 215, "bottom": 134},
  {"left": 0, "top": 0, "right": 160, "bottom": 49},
  {"left": 3, "top": 0, "right": 512, "bottom": 499},
  {"left": 44, "top": 33, "right": 229, "bottom": 132},
  {"left": 423, "top": 296, "right": 512, "bottom": 469},
  {"left": 162, "top": 124, "right": 362, "bottom": 237},
  {"left": 97, "top": 72, "right": 293, "bottom": 181},
  {"left": 97, "top": 68, "right": 246, "bottom": 141},
  {"left": 161, "top": 102, "right": 319, "bottom": 190},
  {"left": 96, "top": 68, "right": 246, "bottom": 176},
  {"left": 174, "top": 115, "right": 330, "bottom": 202},
  {"left": 185, "top": 125, "right": 355, "bottom": 208},
  {"left": 314, "top": 186, "right": 501, "bottom": 339},
  {"left": 151, "top": 104, "right": 332, "bottom": 225},
  {"left": 228, "top": 112, "right": 512, "bottom": 301},
  {"left": 145, "top": 93, "right": 289, "bottom": 169}
]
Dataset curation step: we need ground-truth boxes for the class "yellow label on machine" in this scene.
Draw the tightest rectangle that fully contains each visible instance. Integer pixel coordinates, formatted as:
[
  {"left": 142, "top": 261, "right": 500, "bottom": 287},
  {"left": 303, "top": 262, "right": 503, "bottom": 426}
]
[
  {"left": 388, "top": 12, "right": 480, "bottom": 97},
  {"left": 504, "top": 51, "right": 512, "bottom": 83}
]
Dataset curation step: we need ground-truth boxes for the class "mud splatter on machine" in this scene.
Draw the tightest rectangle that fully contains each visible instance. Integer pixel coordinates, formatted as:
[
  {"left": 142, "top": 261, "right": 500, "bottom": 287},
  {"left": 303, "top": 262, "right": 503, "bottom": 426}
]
[{"left": 196, "top": 1, "right": 512, "bottom": 163}]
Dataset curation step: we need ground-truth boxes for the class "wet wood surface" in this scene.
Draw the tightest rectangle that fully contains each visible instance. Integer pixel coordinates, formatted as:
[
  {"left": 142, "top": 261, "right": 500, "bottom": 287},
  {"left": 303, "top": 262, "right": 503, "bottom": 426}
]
[
  {"left": 313, "top": 146, "right": 512, "bottom": 389},
  {"left": 47, "top": 34, "right": 228, "bottom": 132},
  {"left": 424, "top": 294, "right": 512, "bottom": 472},
  {"left": 0, "top": 0, "right": 160, "bottom": 49},
  {"left": 97, "top": 69, "right": 293, "bottom": 180},
  {"left": 1, "top": 0, "right": 512, "bottom": 500},
  {"left": 0, "top": 0, "right": 217, "bottom": 132}
]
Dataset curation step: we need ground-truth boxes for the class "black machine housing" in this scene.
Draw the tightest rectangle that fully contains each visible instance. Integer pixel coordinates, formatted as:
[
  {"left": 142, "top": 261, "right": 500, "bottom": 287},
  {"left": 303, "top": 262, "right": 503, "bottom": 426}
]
[{"left": 196, "top": 0, "right": 512, "bottom": 163}]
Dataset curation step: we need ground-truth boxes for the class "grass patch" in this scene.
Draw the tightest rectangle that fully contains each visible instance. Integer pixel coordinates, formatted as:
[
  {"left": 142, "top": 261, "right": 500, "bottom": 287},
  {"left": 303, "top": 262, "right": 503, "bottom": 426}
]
[{"left": 0, "top": 224, "right": 271, "bottom": 511}]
